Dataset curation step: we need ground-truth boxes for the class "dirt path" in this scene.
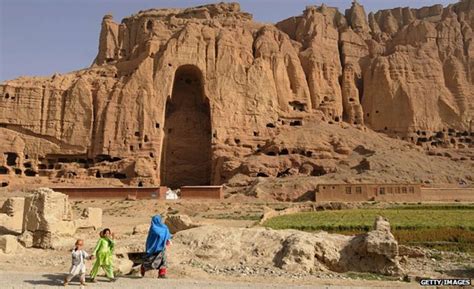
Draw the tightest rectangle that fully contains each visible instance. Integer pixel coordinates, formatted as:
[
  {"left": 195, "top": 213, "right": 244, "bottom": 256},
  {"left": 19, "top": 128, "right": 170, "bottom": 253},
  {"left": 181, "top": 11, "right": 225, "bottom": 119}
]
[{"left": 0, "top": 271, "right": 418, "bottom": 289}]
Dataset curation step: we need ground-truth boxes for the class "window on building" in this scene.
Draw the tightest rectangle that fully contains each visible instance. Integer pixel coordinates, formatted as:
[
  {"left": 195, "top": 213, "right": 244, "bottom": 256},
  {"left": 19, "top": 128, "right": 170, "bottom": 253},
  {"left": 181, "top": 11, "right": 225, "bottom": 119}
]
[
  {"left": 409, "top": 186, "right": 414, "bottom": 193},
  {"left": 379, "top": 187, "right": 385, "bottom": 194},
  {"left": 388, "top": 187, "right": 393, "bottom": 194},
  {"left": 402, "top": 187, "right": 407, "bottom": 194},
  {"left": 345, "top": 187, "right": 351, "bottom": 194},
  {"left": 355, "top": 186, "right": 362, "bottom": 194},
  {"left": 395, "top": 187, "right": 400, "bottom": 194}
]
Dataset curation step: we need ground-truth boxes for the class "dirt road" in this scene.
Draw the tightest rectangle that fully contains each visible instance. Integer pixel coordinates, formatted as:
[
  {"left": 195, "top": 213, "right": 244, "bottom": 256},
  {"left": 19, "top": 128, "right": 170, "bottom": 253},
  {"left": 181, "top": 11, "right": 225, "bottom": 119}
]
[{"left": 0, "top": 271, "right": 418, "bottom": 289}]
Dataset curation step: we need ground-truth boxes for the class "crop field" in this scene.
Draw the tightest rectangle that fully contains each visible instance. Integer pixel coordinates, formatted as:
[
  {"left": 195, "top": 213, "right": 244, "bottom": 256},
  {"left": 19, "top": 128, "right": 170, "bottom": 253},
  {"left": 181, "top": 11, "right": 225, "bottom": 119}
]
[{"left": 263, "top": 205, "right": 474, "bottom": 253}]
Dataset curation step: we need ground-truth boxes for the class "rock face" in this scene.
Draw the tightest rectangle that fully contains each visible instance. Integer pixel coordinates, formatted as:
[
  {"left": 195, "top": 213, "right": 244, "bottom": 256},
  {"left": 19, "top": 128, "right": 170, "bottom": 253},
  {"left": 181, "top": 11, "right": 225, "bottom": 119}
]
[
  {"left": 0, "top": 1, "right": 472, "bottom": 188},
  {"left": 175, "top": 217, "right": 402, "bottom": 275}
]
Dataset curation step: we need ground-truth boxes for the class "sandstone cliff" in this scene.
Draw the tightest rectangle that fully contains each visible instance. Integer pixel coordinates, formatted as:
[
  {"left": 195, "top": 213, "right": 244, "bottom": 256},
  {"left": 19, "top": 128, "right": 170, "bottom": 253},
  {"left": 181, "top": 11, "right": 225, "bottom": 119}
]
[{"left": 0, "top": 1, "right": 472, "bottom": 188}]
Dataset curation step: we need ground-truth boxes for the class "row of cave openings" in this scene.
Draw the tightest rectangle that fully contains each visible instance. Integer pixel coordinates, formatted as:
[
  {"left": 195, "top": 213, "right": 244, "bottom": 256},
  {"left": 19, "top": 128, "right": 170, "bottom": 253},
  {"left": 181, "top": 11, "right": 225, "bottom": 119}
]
[
  {"left": 404, "top": 129, "right": 472, "bottom": 147},
  {"left": 256, "top": 164, "right": 327, "bottom": 179},
  {"left": 1, "top": 153, "right": 37, "bottom": 176},
  {"left": 229, "top": 118, "right": 305, "bottom": 155},
  {"left": 265, "top": 117, "right": 303, "bottom": 129},
  {"left": 0, "top": 152, "right": 129, "bottom": 180},
  {"left": 255, "top": 145, "right": 328, "bottom": 178}
]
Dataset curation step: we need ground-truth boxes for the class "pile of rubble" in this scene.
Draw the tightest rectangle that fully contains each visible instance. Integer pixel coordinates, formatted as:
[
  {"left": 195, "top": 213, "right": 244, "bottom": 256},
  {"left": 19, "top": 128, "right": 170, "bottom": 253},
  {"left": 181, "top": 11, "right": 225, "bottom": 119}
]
[{"left": 174, "top": 216, "right": 402, "bottom": 276}]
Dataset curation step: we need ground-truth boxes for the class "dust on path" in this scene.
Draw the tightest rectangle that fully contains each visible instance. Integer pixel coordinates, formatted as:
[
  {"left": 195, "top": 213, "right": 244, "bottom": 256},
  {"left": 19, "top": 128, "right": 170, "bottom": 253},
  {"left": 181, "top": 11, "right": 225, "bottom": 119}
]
[{"left": 0, "top": 271, "right": 417, "bottom": 289}]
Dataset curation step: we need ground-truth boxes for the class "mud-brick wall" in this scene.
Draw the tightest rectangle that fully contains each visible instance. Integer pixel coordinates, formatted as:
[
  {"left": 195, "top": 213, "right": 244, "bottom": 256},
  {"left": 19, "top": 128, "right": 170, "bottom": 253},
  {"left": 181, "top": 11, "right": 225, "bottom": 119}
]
[
  {"left": 52, "top": 187, "right": 168, "bottom": 199},
  {"left": 421, "top": 188, "right": 474, "bottom": 202},
  {"left": 316, "top": 184, "right": 422, "bottom": 202},
  {"left": 180, "top": 186, "right": 223, "bottom": 199}
]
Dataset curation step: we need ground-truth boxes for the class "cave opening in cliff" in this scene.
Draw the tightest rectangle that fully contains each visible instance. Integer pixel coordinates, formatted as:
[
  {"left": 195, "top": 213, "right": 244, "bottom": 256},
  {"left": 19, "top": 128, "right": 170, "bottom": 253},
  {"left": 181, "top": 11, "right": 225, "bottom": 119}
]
[
  {"left": 24, "top": 169, "right": 37, "bottom": 177},
  {"left": 160, "top": 65, "right": 212, "bottom": 189},
  {"left": 4, "top": 152, "right": 18, "bottom": 166},
  {"left": 0, "top": 166, "right": 8, "bottom": 174}
]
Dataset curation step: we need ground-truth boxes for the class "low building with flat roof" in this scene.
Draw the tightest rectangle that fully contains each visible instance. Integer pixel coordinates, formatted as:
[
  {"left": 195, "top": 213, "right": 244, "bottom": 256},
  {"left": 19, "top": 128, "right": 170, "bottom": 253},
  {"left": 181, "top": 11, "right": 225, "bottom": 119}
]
[{"left": 316, "top": 183, "right": 422, "bottom": 202}]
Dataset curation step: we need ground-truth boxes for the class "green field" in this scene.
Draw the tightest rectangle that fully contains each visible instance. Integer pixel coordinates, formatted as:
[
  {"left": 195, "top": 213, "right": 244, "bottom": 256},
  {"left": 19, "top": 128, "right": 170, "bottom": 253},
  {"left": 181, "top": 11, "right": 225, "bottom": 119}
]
[{"left": 263, "top": 206, "right": 474, "bottom": 252}]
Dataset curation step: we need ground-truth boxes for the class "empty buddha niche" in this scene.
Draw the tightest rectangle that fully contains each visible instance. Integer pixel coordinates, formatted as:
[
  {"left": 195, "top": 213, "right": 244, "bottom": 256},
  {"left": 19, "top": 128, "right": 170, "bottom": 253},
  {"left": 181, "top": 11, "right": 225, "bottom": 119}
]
[{"left": 160, "top": 65, "right": 212, "bottom": 188}]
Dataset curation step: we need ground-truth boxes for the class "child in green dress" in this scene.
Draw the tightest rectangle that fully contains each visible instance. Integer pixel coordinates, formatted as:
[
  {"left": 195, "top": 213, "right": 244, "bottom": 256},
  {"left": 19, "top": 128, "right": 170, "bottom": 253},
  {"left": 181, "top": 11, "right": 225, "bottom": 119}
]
[{"left": 89, "top": 228, "right": 116, "bottom": 282}]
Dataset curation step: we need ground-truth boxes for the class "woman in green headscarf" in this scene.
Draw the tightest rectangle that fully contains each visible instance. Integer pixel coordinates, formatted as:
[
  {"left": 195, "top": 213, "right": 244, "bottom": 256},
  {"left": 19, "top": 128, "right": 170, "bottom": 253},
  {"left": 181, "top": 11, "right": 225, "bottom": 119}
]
[{"left": 89, "top": 228, "right": 116, "bottom": 282}]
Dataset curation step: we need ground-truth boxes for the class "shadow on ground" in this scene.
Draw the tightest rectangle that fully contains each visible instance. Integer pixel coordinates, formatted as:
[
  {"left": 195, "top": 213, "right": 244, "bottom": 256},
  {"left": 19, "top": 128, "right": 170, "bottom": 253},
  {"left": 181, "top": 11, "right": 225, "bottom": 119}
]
[
  {"left": 23, "top": 273, "right": 64, "bottom": 286},
  {"left": 443, "top": 268, "right": 474, "bottom": 278},
  {"left": 23, "top": 273, "right": 122, "bottom": 286}
]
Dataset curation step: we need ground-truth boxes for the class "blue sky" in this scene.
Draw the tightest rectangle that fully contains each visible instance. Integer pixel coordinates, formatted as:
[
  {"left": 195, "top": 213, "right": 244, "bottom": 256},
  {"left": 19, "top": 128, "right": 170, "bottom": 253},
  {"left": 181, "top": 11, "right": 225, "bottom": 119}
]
[{"left": 0, "top": 0, "right": 458, "bottom": 81}]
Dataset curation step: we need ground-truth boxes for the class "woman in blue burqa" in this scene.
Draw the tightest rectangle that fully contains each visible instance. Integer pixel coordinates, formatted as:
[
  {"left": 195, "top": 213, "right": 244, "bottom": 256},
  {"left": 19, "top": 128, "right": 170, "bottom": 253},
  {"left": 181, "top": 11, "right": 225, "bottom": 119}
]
[{"left": 141, "top": 215, "right": 172, "bottom": 278}]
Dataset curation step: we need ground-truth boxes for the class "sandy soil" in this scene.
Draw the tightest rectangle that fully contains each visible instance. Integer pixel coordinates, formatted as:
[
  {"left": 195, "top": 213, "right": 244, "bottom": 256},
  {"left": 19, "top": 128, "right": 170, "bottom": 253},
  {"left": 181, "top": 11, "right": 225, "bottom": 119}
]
[{"left": 0, "top": 271, "right": 423, "bottom": 289}]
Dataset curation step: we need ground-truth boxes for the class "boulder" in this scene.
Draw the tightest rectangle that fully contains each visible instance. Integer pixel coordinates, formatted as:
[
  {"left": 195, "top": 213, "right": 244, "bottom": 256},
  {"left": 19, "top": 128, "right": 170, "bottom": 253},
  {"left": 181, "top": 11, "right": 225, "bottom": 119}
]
[
  {"left": 17, "top": 231, "right": 33, "bottom": 248},
  {"left": 0, "top": 235, "right": 21, "bottom": 254},
  {"left": 275, "top": 232, "right": 344, "bottom": 273},
  {"left": 0, "top": 197, "right": 25, "bottom": 233},
  {"left": 165, "top": 215, "right": 201, "bottom": 234},
  {"left": 132, "top": 224, "right": 149, "bottom": 235},
  {"left": 22, "top": 188, "right": 75, "bottom": 249},
  {"left": 74, "top": 208, "right": 103, "bottom": 230}
]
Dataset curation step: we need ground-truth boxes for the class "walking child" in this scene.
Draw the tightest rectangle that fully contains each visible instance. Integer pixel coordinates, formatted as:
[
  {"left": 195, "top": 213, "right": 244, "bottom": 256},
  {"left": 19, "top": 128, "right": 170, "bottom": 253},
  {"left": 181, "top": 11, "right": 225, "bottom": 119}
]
[
  {"left": 64, "top": 239, "right": 92, "bottom": 286},
  {"left": 89, "top": 228, "right": 116, "bottom": 282}
]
